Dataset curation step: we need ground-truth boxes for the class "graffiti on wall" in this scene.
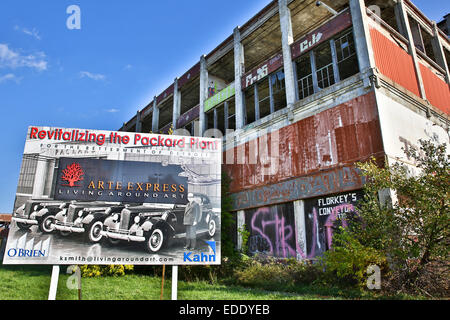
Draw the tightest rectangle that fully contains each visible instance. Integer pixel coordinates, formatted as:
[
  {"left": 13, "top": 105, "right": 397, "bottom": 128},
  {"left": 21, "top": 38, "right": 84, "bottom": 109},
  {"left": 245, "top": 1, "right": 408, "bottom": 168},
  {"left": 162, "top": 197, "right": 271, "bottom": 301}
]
[
  {"left": 242, "top": 190, "right": 364, "bottom": 260},
  {"left": 304, "top": 190, "right": 364, "bottom": 258},
  {"left": 245, "top": 203, "right": 297, "bottom": 258}
]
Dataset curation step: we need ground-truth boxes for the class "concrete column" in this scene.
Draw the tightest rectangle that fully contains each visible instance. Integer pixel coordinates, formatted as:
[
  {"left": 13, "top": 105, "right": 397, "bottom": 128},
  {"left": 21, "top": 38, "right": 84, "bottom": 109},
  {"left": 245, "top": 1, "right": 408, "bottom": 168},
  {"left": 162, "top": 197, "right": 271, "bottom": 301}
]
[
  {"left": 254, "top": 84, "right": 260, "bottom": 120},
  {"left": 349, "top": 0, "right": 376, "bottom": 73},
  {"left": 431, "top": 22, "right": 450, "bottom": 83},
  {"left": 293, "top": 200, "right": 306, "bottom": 260},
  {"left": 233, "top": 27, "right": 245, "bottom": 130},
  {"left": 278, "top": 0, "right": 297, "bottom": 107},
  {"left": 397, "top": 0, "right": 427, "bottom": 100},
  {"left": 330, "top": 39, "right": 341, "bottom": 83},
  {"left": 135, "top": 110, "right": 142, "bottom": 133},
  {"left": 172, "top": 78, "right": 181, "bottom": 129},
  {"left": 310, "top": 50, "right": 319, "bottom": 93},
  {"left": 269, "top": 75, "right": 275, "bottom": 113},
  {"left": 151, "top": 97, "right": 159, "bottom": 133},
  {"left": 236, "top": 210, "right": 245, "bottom": 251},
  {"left": 224, "top": 101, "right": 229, "bottom": 130},
  {"left": 394, "top": 2, "right": 408, "bottom": 37},
  {"left": 199, "top": 55, "right": 208, "bottom": 136},
  {"left": 32, "top": 158, "right": 49, "bottom": 199}
]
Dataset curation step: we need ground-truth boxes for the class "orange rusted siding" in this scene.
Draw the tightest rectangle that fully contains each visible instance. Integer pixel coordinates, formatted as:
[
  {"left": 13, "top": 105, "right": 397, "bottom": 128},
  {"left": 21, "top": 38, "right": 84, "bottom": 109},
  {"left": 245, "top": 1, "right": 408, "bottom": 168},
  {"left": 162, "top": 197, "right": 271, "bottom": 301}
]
[
  {"left": 419, "top": 63, "right": 450, "bottom": 115},
  {"left": 224, "top": 92, "right": 384, "bottom": 194},
  {"left": 370, "top": 28, "right": 420, "bottom": 97}
]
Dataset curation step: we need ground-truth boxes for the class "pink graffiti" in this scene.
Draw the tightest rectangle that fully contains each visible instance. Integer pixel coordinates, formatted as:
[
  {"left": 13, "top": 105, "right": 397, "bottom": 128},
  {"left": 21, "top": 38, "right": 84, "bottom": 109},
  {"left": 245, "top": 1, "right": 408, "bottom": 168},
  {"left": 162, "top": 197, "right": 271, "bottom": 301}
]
[
  {"left": 300, "top": 203, "right": 356, "bottom": 259},
  {"left": 250, "top": 207, "right": 297, "bottom": 258},
  {"left": 324, "top": 203, "right": 354, "bottom": 249},
  {"left": 248, "top": 202, "right": 357, "bottom": 260}
]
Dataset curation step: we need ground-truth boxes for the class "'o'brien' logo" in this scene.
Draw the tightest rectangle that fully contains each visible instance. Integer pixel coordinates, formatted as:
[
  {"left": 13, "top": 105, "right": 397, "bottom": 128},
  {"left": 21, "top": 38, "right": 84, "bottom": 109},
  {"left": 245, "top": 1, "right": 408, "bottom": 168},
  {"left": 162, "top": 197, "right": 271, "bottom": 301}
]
[
  {"left": 6, "top": 234, "right": 50, "bottom": 259},
  {"left": 61, "top": 162, "right": 84, "bottom": 187}
]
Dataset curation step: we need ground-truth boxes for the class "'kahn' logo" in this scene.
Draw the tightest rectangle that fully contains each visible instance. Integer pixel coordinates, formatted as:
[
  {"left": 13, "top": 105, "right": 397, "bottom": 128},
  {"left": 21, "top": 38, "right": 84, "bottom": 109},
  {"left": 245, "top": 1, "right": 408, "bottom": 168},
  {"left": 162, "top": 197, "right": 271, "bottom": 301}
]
[
  {"left": 61, "top": 162, "right": 84, "bottom": 187},
  {"left": 183, "top": 241, "right": 216, "bottom": 263}
]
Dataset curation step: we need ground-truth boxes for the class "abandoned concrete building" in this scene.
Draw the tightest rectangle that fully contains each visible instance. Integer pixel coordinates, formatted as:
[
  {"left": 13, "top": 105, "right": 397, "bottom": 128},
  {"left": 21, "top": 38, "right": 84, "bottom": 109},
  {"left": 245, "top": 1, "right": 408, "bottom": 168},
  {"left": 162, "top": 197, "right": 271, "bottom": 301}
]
[{"left": 119, "top": 0, "right": 450, "bottom": 259}]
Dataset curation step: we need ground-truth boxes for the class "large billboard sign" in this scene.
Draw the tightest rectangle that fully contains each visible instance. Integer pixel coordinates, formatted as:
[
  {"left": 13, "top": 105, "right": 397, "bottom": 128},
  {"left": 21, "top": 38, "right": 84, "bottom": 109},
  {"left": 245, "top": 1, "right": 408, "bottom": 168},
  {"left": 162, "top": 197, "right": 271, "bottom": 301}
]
[{"left": 3, "top": 126, "right": 221, "bottom": 265}]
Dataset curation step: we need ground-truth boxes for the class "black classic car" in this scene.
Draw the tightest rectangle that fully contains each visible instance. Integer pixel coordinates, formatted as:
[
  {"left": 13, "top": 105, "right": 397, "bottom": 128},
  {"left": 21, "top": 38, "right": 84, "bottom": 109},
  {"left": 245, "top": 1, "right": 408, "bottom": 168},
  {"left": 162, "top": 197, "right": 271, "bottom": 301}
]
[
  {"left": 13, "top": 199, "right": 69, "bottom": 233},
  {"left": 53, "top": 201, "right": 127, "bottom": 242},
  {"left": 102, "top": 193, "right": 219, "bottom": 253}
]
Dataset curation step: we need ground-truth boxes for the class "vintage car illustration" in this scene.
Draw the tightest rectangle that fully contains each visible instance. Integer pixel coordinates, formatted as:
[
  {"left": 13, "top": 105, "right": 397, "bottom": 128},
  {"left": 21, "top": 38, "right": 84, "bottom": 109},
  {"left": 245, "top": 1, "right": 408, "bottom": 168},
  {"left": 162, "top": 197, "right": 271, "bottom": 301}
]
[
  {"left": 53, "top": 201, "right": 128, "bottom": 242},
  {"left": 102, "top": 193, "right": 219, "bottom": 253},
  {"left": 12, "top": 199, "right": 69, "bottom": 233}
]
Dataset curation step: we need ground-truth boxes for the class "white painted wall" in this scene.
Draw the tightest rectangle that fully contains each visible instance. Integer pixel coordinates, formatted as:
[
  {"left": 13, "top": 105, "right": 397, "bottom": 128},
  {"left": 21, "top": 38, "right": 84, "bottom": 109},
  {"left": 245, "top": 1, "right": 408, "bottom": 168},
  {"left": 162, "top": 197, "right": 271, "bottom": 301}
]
[{"left": 376, "top": 92, "right": 449, "bottom": 171}]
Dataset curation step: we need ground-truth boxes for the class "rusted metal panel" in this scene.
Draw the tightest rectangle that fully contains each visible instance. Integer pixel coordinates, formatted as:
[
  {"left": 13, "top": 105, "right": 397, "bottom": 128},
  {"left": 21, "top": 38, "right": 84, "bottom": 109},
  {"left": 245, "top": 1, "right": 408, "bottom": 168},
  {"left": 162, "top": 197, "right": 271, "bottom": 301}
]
[
  {"left": 178, "top": 62, "right": 200, "bottom": 89},
  {"left": 231, "top": 166, "right": 366, "bottom": 211},
  {"left": 370, "top": 27, "right": 421, "bottom": 97},
  {"left": 0, "top": 214, "right": 11, "bottom": 223},
  {"left": 224, "top": 92, "right": 384, "bottom": 202},
  {"left": 156, "top": 83, "right": 175, "bottom": 105},
  {"left": 419, "top": 63, "right": 450, "bottom": 115},
  {"left": 176, "top": 104, "right": 200, "bottom": 128},
  {"left": 291, "top": 8, "right": 352, "bottom": 60},
  {"left": 241, "top": 53, "right": 284, "bottom": 89}
]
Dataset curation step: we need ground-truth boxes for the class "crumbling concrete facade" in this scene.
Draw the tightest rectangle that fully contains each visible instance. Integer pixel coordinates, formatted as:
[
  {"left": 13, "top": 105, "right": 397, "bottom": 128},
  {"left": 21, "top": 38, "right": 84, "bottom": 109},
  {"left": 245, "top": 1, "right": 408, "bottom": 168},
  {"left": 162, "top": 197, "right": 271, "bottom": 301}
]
[{"left": 119, "top": 0, "right": 449, "bottom": 259}]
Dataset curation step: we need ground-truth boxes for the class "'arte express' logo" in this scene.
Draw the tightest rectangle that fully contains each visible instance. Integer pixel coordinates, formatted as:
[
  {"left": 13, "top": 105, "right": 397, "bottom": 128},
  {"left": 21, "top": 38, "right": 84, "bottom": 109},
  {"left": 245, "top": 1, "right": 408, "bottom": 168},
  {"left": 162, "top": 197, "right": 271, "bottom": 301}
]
[{"left": 61, "top": 162, "right": 84, "bottom": 187}]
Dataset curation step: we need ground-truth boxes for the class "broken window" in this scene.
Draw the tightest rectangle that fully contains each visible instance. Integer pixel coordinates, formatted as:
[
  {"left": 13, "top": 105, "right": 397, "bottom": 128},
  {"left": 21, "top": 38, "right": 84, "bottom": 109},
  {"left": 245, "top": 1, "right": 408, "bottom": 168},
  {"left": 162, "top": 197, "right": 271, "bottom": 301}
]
[
  {"left": 271, "top": 69, "right": 286, "bottom": 112},
  {"left": 335, "top": 30, "right": 359, "bottom": 80},
  {"left": 245, "top": 84, "right": 256, "bottom": 124},
  {"left": 314, "top": 41, "right": 335, "bottom": 90},
  {"left": 205, "top": 98, "right": 234, "bottom": 134},
  {"left": 296, "top": 54, "right": 314, "bottom": 100},
  {"left": 294, "top": 28, "right": 359, "bottom": 101},
  {"left": 257, "top": 77, "right": 271, "bottom": 119},
  {"left": 227, "top": 99, "right": 236, "bottom": 131},
  {"left": 182, "top": 121, "right": 195, "bottom": 136}
]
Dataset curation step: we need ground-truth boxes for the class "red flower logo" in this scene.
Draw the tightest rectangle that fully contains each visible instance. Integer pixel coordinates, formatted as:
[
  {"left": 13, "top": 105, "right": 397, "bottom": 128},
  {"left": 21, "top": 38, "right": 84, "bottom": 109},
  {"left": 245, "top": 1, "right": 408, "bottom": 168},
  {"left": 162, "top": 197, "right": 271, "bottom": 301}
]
[{"left": 61, "top": 162, "right": 84, "bottom": 187}]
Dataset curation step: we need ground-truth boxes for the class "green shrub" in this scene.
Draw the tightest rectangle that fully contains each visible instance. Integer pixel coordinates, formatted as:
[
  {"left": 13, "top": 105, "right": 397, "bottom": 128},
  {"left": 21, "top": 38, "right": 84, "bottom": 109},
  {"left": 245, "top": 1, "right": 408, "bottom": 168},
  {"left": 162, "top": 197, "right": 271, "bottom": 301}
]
[
  {"left": 320, "top": 227, "right": 387, "bottom": 288},
  {"left": 233, "top": 255, "right": 323, "bottom": 291}
]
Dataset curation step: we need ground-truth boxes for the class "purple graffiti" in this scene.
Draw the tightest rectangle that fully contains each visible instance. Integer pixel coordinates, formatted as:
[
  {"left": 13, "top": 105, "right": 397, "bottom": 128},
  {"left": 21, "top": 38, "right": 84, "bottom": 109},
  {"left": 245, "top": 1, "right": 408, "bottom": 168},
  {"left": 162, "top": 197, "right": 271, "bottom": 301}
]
[
  {"left": 249, "top": 207, "right": 297, "bottom": 258},
  {"left": 324, "top": 203, "right": 354, "bottom": 249},
  {"left": 247, "top": 202, "right": 358, "bottom": 260}
]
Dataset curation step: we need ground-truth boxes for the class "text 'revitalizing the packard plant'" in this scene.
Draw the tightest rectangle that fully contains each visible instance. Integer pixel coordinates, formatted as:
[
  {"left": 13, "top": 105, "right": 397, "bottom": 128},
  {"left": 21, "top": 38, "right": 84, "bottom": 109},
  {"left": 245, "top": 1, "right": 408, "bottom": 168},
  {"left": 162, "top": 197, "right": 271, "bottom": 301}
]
[{"left": 29, "top": 127, "right": 220, "bottom": 150}]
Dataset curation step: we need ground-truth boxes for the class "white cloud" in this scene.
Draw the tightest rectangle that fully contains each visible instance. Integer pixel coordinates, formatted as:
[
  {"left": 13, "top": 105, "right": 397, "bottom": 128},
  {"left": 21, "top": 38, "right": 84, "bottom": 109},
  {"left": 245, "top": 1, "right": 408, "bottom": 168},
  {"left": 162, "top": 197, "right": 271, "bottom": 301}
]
[
  {"left": 0, "top": 43, "right": 47, "bottom": 71},
  {"left": 0, "top": 73, "right": 21, "bottom": 84},
  {"left": 105, "top": 108, "right": 120, "bottom": 113},
  {"left": 79, "top": 71, "right": 106, "bottom": 81},
  {"left": 14, "top": 25, "right": 41, "bottom": 40}
]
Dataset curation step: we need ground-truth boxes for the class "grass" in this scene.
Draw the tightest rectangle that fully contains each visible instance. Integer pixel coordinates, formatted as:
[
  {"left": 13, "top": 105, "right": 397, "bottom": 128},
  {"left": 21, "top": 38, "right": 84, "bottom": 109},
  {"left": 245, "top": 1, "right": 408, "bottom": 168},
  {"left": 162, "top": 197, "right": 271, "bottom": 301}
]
[{"left": 0, "top": 265, "right": 423, "bottom": 300}]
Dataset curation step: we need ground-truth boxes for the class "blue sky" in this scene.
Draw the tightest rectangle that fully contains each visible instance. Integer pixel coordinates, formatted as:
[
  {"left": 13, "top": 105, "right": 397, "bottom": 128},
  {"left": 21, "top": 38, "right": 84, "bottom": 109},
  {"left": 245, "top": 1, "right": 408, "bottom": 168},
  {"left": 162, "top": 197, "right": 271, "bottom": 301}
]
[{"left": 0, "top": 0, "right": 447, "bottom": 213}]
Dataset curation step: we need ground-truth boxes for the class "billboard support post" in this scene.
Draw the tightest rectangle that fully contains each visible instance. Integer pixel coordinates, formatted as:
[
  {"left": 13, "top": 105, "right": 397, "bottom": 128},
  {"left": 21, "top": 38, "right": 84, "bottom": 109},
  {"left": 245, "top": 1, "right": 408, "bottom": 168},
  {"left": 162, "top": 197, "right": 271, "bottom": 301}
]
[
  {"left": 171, "top": 265, "right": 178, "bottom": 300},
  {"left": 77, "top": 266, "right": 82, "bottom": 300},
  {"left": 48, "top": 265, "right": 60, "bottom": 300},
  {"left": 160, "top": 264, "right": 166, "bottom": 300}
]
